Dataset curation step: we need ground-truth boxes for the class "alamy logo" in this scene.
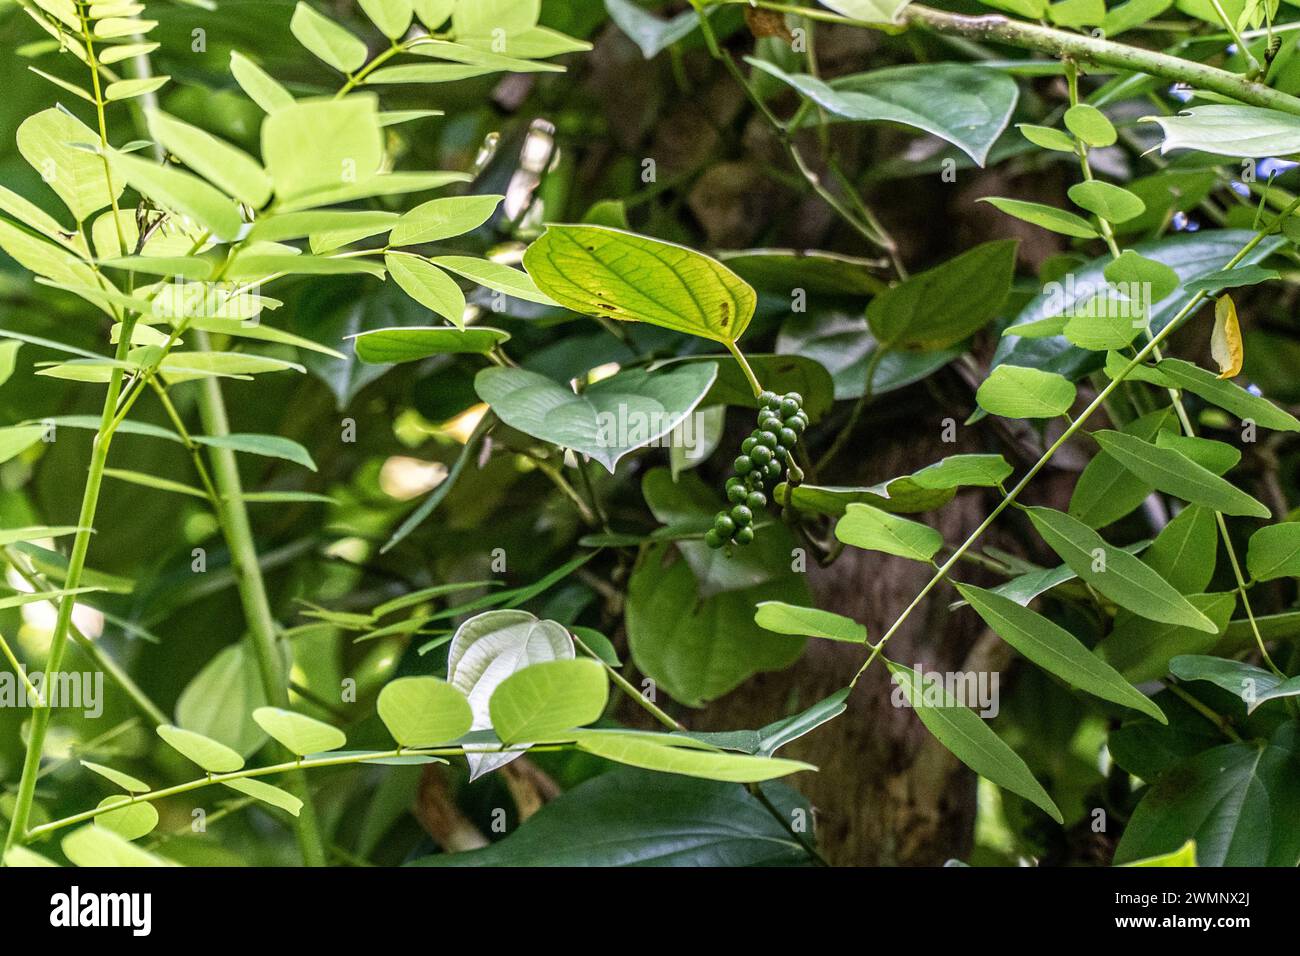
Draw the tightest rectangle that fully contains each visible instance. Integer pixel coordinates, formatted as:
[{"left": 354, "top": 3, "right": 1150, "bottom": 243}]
[
  {"left": 50, "top": 886, "right": 152, "bottom": 936},
  {"left": 0, "top": 670, "right": 102, "bottom": 718},
  {"left": 891, "top": 665, "right": 1000, "bottom": 718}
]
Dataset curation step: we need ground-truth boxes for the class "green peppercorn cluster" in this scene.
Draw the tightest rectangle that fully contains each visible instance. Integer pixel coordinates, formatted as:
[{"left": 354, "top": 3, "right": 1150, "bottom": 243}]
[{"left": 705, "top": 390, "right": 807, "bottom": 549}]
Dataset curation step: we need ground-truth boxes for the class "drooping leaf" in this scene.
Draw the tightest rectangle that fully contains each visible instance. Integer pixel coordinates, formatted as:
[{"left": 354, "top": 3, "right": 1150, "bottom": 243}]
[
  {"left": 886, "top": 661, "right": 1063, "bottom": 822},
  {"left": 411, "top": 768, "right": 814, "bottom": 867},
  {"left": 1247, "top": 522, "right": 1300, "bottom": 582},
  {"left": 866, "top": 240, "right": 1016, "bottom": 350},
  {"left": 61, "top": 825, "right": 172, "bottom": 867},
  {"left": 626, "top": 542, "right": 807, "bottom": 707},
  {"left": 523, "top": 224, "right": 755, "bottom": 343},
  {"left": 754, "top": 601, "right": 868, "bottom": 643},
  {"left": 754, "top": 59, "right": 1017, "bottom": 167},
  {"left": 574, "top": 731, "right": 814, "bottom": 783},
  {"left": 352, "top": 325, "right": 509, "bottom": 363},
  {"left": 1026, "top": 507, "right": 1217, "bottom": 632},
  {"left": 94, "top": 796, "right": 159, "bottom": 840},
  {"left": 1210, "top": 294, "right": 1243, "bottom": 379},
  {"left": 1151, "top": 357, "right": 1300, "bottom": 432},
  {"left": 955, "top": 582, "right": 1166, "bottom": 721},
  {"left": 433, "top": 255, "right": 556, "bottom": 306},
  {"left": 191, "top": 433, "right": 316, "bottom": 472},
  {"left": 1092, "top": 430, "right": 1268, "bottom": 517},
  {"left": 223, "top": 778, "right": 303, "bottom": 817},
  {"left": 474, "top": 362, "right": 717, "bottom": 473},
  {"left": 81, "top": 760, "right": 150, "bottom": 794},
  {"left": 290, "top": 0, "right": 368, "bottom": 72},
  {"left": 230, "top": 50, "right": 294, "bottom": 113},
  {"left": 979, "top": 197, "right": 1099, "bottom": 239},
  {"left": 385, "top": 254, "right": 467, "bottom": 327},
  {"left": 108, "top": 149, "right": 243, "bottom": 241},
  {"left": 834, "top": 503, "right": 943, "bottom": 562},
  {"left": 1170, "top": 655, "right": 1300, "bottom": 713}
]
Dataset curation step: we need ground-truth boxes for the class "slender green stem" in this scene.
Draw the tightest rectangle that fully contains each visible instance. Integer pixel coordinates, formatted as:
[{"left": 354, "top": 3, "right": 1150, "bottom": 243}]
[
  {"left": 572, "top": 633, "right": 684, "bottom": 731},
  {"left": 725, "top": 339, "right": 764, "bottom": 399},
  {"left": 850, "top": 204, "right": 1300, "bottom": 685},
  {"left": 1165, "top": 681, "right": 1244, "bottom": 742},
  {"left": 190, "top": 330, "right": 328, "bottom": 867},
  {"left": 25, "top": 744, "right": 555, "bottom": 840},
  {"left": 0, "top": 630, "right": 45, "bottom": 706}
]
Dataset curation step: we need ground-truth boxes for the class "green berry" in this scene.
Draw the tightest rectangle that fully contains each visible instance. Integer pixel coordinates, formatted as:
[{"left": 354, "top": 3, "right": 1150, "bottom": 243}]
[
  {"left": 727, "top": 483, "right": 748, "bottom": 504},
  {"left": 774, "top": 444, "right": 789, "bottom": 463},
  {"left": 705, "top": 528, "right": 725, "bottom": 549},
  {"left": 745, "top": 472, "right": 765, "bottom": 490},
  {"left": 764, "top": 460, "right": 782, "bottom": 480},
  {"left": 731, "top": 505, "right": 753, "bottom": 527},
  {"left": 741, "top": 436, "right": 757, "bottom": 454},
  {"left": 785, "top": 415, "right": 806, "bottom": 435},
  {"left": 758, "top": 390, "right": 778, "bottom": 407},
  {"left": 784, "top": 391, "right": 803, "bottom": 405},
  {"left": 750, "top": 444, "right": 773, "bottom": 467},
  {"left": 734, "top": 455, "right": 753, "bottom": 475},
  {"left": 714, "top": 514, "right": 736, "bottom": 537},
  {"left": 757, "top": 430, "right": 778, "bottom": 449},
  {"left": 734, "top": 526, "right": 755, "bottom": 545},
  {"left": 779, "top": 426, "right": 798, "bottom": 447},
  {"left": 746, "top": 490, "right": 766, "bottom": 510},
  {"left": 779, "top": 397, "right": 800, "bottom": 418}
]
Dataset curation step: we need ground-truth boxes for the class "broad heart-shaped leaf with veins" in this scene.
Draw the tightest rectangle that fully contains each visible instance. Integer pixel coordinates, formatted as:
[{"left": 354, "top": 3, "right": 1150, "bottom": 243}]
[
  {"left": 446, "top": 609, "right": 575, "bottom": 780},
  {"left": 751, "top": 59, "right": 1018, "bottom": 167},
  {"left": 475, "top": 362, "right": 718, "bottom": 473},
  {"left": 522, "top": 225, "right": 757, "bottom": 344}
]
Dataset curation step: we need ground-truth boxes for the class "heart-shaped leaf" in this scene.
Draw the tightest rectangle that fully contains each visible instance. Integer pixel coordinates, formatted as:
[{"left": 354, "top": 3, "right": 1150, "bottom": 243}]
[{"left": 475, "top": 361, "right": 717, "bottom": 472}]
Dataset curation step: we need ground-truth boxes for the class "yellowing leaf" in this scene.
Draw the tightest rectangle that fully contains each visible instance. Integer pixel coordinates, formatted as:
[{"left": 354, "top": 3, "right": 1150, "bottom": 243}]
[{"left": 1211, "top": 294, "right": 1243, "bottom": 379}]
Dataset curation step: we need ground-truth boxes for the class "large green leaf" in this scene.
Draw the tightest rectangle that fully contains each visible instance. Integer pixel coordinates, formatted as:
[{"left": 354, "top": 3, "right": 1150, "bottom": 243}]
[
  {"left": 865, "top": 240, "right": 1016, "bottom": 349},
  {"left": 488, "top": 659, "right": 609, "bottom": 743},
  {"left": 377, "top": 676, "right": 474, "bottom": 746},
  {"left": 626, "top": 542, "right": 807, "bottom": 707},
  {"left": 1143, "top": 504, "right": 1218, "bottom": 594},
  {"left": 777, "top": 454, "right": 1010, "bottom": 517},
  {"left": 474, "top": 362, "right": 717, "bottom": 473},
  {"left": 1146, "top": 105, "right": 1300, "bottom": 158},
  {"left": 955, "top": 583, "right": 1165, "bottom": 721},
  {"left": 886, "top": 661, "right": 1063, "bottom": 822},
  {"left": 1026, "top": 507, "right": 1217, "bottom": 632},
  {"left": 1115, "top": 725, "right": 1300, "bottom": 866},
  {"left": 753, "top": 59, "right": 1017, "bottom": 167},
  {"left": 523, "top": 225, "right": 757, "bottom": 344},
  {"left": 411, "top": 768, "right": 814, "bottom": 866},
  {"left": 1093, "top": 430, "right": 1269, "bottom": 517}
]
